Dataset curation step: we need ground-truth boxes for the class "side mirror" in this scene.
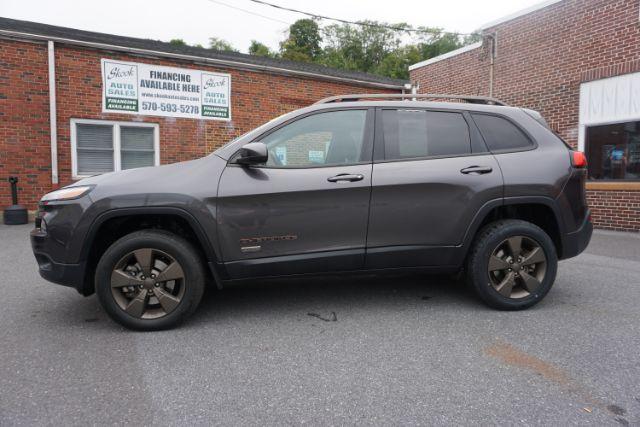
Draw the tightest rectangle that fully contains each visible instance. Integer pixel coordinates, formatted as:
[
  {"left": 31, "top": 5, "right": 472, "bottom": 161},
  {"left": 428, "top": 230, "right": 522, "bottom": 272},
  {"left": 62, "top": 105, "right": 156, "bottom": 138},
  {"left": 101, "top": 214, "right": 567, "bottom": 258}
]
[{"left": 235, "top": 142, "right": 268, "bottom": 166}]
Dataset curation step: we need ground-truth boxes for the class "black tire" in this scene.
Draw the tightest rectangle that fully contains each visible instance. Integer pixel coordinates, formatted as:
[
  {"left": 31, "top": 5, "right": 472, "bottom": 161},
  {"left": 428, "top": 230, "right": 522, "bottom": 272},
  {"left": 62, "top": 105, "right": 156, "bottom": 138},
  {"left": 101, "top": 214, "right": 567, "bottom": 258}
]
[
  {"left": 95, "top": 230, "right": 206, "bottom": 331},
  {"left": 466, "top": 219, "right": 557, "bottom": 310}
]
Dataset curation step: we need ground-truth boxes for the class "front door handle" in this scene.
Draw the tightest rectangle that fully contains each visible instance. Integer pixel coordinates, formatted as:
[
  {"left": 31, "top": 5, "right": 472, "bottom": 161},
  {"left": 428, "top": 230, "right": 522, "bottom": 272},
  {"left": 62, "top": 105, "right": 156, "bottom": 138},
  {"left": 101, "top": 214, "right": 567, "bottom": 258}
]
[
  {"left": 460, "top": 166, "right": 493, "bottom": 175},
  {"left": 327, "top": 173, "right": 364, "bottom": 183}
]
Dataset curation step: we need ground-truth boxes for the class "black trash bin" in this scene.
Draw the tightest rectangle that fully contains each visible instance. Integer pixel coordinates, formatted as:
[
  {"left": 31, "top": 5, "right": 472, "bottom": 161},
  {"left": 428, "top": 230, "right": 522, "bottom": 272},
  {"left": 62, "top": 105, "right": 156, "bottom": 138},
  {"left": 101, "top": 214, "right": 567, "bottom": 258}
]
[{"left": 3, "top": 177, "right": 28, "bottom": 225}]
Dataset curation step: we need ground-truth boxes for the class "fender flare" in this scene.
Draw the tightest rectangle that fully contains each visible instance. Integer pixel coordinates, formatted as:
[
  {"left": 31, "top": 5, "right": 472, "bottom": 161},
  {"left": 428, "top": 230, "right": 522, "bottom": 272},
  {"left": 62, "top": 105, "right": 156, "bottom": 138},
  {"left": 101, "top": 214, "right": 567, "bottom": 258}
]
[
  {"left": 460, "top": 196, "right": 567, "bottom": 258},
  {"left": 80, "top": 206, "right": 227, "bottom": 287}
]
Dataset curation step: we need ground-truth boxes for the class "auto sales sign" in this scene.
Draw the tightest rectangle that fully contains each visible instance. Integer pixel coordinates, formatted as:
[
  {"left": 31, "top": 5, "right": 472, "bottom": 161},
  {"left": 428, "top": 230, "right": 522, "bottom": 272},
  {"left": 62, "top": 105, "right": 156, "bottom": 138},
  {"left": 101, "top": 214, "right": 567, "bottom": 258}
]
[{"left": 101, "top": 59, "right": 231, "bottom": 120}]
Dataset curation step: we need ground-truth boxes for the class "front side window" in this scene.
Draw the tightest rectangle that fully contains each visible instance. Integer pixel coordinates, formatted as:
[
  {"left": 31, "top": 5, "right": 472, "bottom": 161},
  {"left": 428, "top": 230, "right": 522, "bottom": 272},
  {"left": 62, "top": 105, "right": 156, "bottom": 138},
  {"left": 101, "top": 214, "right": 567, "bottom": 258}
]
[
  {"left": 382, "top": 109, "right": 471, "bottom": 160},
  {"left": 72, "top": 120, "right": 159, "bottom": 178},
  {"left": 472, "top": 114, "right": 533, "bottom": 152},
  {"left": 586, "top": 121, "right": 640, "bottom": 181},
  {"left": 261, "top": 110, "right": 368, "bottom": 167}
]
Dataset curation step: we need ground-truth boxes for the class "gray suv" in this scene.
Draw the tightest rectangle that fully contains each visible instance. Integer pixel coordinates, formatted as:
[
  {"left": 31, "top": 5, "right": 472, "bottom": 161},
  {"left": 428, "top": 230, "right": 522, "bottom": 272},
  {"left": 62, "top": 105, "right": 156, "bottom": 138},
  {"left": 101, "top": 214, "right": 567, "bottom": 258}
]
[{"left": 31, "top": 94, "right": 593, "bottom": 330}]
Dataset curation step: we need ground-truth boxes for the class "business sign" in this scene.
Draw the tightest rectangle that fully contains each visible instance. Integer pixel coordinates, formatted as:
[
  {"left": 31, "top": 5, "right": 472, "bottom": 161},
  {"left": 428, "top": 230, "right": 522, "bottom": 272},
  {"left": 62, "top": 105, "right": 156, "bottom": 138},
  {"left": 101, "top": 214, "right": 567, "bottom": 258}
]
[{"left": 101, "top": 59, "right": 231, "bottom": 120}]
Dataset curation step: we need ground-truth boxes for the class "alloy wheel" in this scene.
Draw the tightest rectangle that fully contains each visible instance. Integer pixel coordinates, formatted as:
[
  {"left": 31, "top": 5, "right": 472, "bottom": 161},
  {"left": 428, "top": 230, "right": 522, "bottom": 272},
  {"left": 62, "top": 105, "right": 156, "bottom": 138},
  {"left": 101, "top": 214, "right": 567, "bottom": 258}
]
[
  {"left": 110, "top": 248, "right": 186, "bottom": 319},
  {"left": 487, "top": 235, "right": 547, "bottom": 299}
]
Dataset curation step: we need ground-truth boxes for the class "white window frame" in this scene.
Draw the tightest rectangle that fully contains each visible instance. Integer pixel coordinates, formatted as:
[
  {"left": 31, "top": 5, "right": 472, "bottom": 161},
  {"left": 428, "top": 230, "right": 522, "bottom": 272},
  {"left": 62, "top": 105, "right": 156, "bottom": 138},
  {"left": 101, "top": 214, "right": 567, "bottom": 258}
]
[{"left": 70, "top": 119, "right": 160, "bottom": 179}]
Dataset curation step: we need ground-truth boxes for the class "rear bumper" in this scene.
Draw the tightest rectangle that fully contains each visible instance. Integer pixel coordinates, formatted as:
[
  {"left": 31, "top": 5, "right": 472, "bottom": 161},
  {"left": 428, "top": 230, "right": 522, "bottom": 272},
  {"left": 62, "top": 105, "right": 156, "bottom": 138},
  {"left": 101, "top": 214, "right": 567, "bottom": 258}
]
[
  {"left": 560, "top": 210, "right": 593, "bottom": 260},
  {"left": 31, "top": 229, "right": 87, "bottom": 293}
]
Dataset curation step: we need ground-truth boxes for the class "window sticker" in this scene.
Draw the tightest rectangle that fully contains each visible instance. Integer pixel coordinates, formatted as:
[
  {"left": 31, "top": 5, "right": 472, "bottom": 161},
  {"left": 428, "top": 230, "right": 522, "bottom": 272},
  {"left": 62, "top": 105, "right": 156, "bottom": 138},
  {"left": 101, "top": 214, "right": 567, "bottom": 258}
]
[
  {"left": 275, "top": 146, "right": 287, "bottom": 165},
  {"left": 308, "top": 150, "right": 325, "bottom": 164}
]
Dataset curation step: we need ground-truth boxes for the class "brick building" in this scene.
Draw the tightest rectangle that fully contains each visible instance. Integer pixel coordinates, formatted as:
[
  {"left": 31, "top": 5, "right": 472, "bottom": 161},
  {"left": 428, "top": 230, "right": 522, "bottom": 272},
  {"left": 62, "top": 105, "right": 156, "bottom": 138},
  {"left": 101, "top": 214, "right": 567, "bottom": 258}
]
[
  {"left": 0, "top": 17, "right": 405, "bottom": 213},
  {"left": 410, "top": 0, "right": 640, "bottom": 231}
]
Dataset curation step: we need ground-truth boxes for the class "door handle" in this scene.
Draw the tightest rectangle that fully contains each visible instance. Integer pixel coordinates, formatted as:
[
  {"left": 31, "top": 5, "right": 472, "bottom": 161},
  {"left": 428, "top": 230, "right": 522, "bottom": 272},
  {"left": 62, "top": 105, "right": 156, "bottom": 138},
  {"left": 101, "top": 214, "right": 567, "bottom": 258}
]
[
  {"left": 460, "top": 166, "right": 493, "bottom": 175},
  {"left": 327, "top": 173, "right": 364, "bottom": 183}
]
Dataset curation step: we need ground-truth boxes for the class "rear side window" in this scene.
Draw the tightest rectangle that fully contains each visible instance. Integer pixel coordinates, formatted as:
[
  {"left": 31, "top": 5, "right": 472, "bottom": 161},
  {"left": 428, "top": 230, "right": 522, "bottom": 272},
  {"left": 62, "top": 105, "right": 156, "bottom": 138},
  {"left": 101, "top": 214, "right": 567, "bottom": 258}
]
[
  {"left": 472, "top": 114, "right": 533, "bottom": 151},
  {"left": 382, "top": 109, "right": 471, "bottom": 160}
]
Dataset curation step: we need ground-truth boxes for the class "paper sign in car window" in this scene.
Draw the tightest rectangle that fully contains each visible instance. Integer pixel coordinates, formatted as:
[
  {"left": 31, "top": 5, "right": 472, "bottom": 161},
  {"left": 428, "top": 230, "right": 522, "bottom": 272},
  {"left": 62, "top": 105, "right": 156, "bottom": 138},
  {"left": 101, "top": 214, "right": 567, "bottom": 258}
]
[
  {"left": 308, "top": 150, "right": 325, "bottom": 164},
  {"left": 275, "top": 146, "right": 287, "bottom": 165}
]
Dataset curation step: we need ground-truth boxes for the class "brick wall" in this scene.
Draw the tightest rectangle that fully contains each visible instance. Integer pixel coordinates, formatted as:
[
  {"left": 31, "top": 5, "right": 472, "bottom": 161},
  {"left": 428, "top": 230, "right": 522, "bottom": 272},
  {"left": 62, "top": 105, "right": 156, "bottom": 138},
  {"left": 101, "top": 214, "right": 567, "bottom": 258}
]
[
  {"left": 0, "top": 40, "right": 51, "bottom": 210},
  {"left": 0, "top": 39, "right": 397, "bottom": 211},
  {"left": 587, "top": 190, "right": 640, "bottom": 231},
  {"left": 410, "top": 0, "right": 640, "bottom": 231}
]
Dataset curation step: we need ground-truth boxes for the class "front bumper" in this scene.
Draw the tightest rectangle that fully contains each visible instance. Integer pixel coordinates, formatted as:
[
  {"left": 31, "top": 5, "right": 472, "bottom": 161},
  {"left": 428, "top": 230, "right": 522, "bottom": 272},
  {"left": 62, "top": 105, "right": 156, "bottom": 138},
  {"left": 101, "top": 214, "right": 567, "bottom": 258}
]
[
  {"left": 561, "top": 210, "right": 593, "bottom": 260},
  {"left": 31, "top": 229, "right": 87, "bottom": 293}
]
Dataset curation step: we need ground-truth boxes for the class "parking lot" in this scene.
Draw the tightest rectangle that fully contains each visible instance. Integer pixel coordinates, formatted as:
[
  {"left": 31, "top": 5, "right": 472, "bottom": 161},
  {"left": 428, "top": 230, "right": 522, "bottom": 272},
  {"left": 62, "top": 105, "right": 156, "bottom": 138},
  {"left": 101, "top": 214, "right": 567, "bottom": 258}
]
[{"left": 1, "top": 223, "right": 639, "bottom": 425}]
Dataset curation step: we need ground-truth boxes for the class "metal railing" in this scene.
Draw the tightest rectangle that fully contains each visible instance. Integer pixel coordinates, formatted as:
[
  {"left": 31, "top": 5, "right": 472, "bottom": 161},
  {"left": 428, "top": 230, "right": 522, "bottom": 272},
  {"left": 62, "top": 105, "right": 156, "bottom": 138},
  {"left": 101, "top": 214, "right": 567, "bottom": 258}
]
[{"left": 314, "top": 93, "right": 509, "bottom": 106}]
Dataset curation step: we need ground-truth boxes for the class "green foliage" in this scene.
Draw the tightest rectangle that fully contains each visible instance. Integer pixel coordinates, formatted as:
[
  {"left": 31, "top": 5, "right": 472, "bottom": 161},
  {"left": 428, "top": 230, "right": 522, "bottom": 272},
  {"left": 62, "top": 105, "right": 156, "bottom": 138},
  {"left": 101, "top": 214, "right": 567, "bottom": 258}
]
[
  {"left": 280, "top": 19, "right": 322, "bottom": 62},
  {"left": 373, "top": 45, "right": 423, "bottom": 80},
  {"left": 320, "top": 20, "right": 407, "bottom": 75},
  {"left": 249, "top": 40, "right": 276, "bottom": 57},
  {"left": 171, "top": 20, "right": 480, "bottom": 79},
  {"left": 415, "top": 30, "right": 463, "bottom": 60},
  {"left": 208, "top": 37, "right": 237, "bottom": 52},
  {"left": 316, "top": 20, "right": 477, "bottom": 79}
]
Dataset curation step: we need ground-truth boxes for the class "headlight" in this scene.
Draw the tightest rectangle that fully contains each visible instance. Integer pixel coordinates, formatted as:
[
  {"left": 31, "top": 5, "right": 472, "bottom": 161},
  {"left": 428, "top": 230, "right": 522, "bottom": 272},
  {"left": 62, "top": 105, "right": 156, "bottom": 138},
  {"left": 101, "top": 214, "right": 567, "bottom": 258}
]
[{"left": 41, "top": 186, "right": 93, "bottom": 202}]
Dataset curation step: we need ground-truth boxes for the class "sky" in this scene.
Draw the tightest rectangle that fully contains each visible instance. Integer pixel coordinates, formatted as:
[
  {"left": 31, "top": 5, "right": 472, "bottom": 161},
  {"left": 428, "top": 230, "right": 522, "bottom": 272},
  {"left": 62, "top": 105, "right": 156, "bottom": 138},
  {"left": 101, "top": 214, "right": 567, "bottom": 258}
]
[{"left": 0, "top": 0, "right": 544, "bottom": 53}]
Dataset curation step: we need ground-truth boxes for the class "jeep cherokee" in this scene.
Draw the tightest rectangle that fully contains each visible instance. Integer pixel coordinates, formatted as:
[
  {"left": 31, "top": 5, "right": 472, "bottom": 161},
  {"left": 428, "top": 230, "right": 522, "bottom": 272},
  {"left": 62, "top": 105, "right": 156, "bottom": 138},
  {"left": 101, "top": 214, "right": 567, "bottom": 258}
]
[{"left": 31, "top": 94, "right": 593, "bottom": 330}]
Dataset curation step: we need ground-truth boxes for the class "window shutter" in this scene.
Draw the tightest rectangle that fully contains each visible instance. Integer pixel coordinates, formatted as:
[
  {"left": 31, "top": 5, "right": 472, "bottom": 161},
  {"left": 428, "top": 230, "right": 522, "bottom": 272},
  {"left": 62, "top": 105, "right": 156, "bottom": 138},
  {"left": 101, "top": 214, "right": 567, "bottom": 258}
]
[
  {"left": 120, "top": 126, "right": 156, "bottom": 170},
  {"left": 76, "top": 124, "right": 114, "bottom": 175}
]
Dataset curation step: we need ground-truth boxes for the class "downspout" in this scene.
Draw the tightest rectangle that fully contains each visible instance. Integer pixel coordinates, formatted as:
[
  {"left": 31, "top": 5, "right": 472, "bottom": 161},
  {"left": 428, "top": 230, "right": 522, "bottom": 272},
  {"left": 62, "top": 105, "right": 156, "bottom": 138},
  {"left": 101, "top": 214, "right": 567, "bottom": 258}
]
[
  {"left": 485, "top": 34, "right": 497, "bottom": 98},
  {"left": 489, "top": 54, "right": 494, "bottom": 98},
  {"left": 47, "top": 41, "right": 58, "bottom": 185}
]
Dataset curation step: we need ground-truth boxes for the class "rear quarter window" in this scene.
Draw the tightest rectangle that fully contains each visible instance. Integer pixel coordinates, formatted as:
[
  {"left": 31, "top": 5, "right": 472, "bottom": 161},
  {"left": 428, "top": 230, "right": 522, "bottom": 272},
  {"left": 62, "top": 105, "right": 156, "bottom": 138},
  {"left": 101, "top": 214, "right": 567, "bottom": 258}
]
[
  {"left": 383, "top": 109, "right": 471, "bottom": 160},
  {"left": 472, "top": 114, "right": 533, "bottom": 152}
]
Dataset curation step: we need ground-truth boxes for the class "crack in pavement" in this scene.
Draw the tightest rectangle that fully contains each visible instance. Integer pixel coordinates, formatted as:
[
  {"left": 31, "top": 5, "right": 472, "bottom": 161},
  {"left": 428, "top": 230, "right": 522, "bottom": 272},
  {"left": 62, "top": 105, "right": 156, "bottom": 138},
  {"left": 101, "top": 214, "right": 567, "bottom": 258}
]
[{"left": 307, "top": 312, "right": 337, "bottom": 322}]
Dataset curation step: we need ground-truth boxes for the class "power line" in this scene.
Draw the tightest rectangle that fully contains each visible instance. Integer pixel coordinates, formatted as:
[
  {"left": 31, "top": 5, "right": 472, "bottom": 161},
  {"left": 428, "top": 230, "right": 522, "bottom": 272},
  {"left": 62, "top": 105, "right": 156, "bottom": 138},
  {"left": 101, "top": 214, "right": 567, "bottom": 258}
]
[
  {"left": 245, "top": 0, "right": 474, "bottom": 36},
  {"left": 204, "top": 0, "right": 291, "bottom": 25}
]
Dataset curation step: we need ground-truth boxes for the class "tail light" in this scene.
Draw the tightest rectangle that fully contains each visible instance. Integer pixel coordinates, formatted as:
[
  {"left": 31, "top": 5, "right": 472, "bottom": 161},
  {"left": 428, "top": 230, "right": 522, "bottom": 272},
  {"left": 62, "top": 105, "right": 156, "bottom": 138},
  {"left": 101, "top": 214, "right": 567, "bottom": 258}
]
[{"left": 570, "top": 151, "right": 587, "bottom": 168}]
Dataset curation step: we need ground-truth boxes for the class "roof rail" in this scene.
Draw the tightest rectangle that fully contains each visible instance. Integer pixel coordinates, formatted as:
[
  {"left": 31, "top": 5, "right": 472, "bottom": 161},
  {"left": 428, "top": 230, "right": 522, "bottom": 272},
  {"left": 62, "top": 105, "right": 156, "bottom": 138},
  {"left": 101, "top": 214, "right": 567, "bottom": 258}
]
[{"left": 314, "top": 93, "right": 509, "bottom": 106}]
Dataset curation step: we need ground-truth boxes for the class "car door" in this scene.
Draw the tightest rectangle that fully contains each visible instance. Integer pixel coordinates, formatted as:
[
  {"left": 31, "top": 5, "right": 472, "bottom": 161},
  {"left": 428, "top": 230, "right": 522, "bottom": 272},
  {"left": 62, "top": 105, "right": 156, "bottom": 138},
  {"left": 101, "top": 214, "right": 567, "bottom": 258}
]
[
  {"left": 366, "top": 107, "right": 503, "bottom": 268},
  {"left": 217, "top": 108, "right": 374, "bottom": 278}
]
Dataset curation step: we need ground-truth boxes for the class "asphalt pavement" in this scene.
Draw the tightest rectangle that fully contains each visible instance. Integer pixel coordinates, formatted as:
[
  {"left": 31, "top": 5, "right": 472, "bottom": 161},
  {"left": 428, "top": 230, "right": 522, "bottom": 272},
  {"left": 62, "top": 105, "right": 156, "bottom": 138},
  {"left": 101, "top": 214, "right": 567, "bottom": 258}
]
[{"left": 1, "top": 223, "right": 639, "bottom": 426}]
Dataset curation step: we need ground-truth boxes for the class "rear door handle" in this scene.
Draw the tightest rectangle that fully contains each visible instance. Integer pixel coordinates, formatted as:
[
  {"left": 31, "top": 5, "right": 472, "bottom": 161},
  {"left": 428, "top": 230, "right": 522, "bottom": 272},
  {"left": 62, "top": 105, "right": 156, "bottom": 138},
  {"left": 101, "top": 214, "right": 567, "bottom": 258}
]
[
  {"left": 460, "top": 166, "right": 493, "bottom": 175},
  {"left": 327, "top": 173, "right": 364, "bottom": 183}
]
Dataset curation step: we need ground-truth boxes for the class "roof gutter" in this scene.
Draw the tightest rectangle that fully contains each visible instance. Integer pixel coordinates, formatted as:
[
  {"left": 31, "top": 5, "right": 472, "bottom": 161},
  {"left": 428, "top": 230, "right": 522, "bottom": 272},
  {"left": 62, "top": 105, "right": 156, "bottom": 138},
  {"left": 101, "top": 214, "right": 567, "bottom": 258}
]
[{"left": 0, "top": 29, "right": 405, "bottom": 90}]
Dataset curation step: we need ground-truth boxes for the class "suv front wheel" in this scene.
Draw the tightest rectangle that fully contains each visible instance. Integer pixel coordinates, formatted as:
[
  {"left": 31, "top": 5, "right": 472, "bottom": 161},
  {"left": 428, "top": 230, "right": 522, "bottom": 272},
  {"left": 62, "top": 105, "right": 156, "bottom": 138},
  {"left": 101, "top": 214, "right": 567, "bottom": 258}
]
[
  {"left": 467, "top": 219, "right": 558, "bottom": 310},
  {"left": 95, "top": 230, "right": 206, "bottom": 331}
]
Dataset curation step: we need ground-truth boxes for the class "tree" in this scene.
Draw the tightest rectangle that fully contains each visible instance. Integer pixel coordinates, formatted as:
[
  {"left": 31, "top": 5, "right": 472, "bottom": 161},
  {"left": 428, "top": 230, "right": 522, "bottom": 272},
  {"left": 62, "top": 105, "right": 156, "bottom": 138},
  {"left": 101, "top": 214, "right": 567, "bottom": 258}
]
[
  {"left": 209, "top": 37, "right": 237, "bottom": 52},
  {"left": 169, "top": 38, "right": 203, "bottom": 49},
  {"left": 249, "top": 40, "right": 276, "bottom": 57},
  {"left": 318, "top": 22, "right": 478, "bottom": 79},
  {"left": 414, "top": 29, "right": 465, "bottom": 60},
  {"left": 168, "top": 21, "right": 479, "bottom": 79},
  {"left": 320, "top": 21, "right": 405, "bottom": 74},
  {"left": 280, "top": 19, "right": 322, "bottom": 62},
  {"left": 374, "top": 45, "right": 423, "bottom": 79}
]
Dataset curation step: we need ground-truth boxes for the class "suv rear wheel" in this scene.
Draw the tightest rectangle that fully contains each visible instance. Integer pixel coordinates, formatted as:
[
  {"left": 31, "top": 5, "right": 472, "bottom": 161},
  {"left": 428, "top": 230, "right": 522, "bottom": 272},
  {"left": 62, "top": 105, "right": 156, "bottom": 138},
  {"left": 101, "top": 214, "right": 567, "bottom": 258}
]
[
  {"left": 95, "top": 230, "right": 206, "bottom": 331},
  {"left": 467, "top": 219, "right": 557, "bottom": 310}
]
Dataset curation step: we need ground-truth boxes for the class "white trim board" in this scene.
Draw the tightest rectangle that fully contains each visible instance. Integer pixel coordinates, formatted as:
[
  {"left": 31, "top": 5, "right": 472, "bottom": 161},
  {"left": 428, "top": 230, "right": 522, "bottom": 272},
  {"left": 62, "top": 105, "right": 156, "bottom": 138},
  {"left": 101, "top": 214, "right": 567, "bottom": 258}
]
[
  {"left": 408, "top": 42, "right": 482, "bottom": 71},
  {"left": 479, "top": 0, "right": 564, "bottom": 30}
]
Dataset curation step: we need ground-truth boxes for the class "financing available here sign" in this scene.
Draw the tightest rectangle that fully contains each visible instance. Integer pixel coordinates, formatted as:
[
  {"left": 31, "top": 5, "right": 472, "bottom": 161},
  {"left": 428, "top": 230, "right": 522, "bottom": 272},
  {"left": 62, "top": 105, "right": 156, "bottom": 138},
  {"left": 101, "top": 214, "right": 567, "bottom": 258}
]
[{"left": 101, "top": 59, "right": 231, "bottom": 120}]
